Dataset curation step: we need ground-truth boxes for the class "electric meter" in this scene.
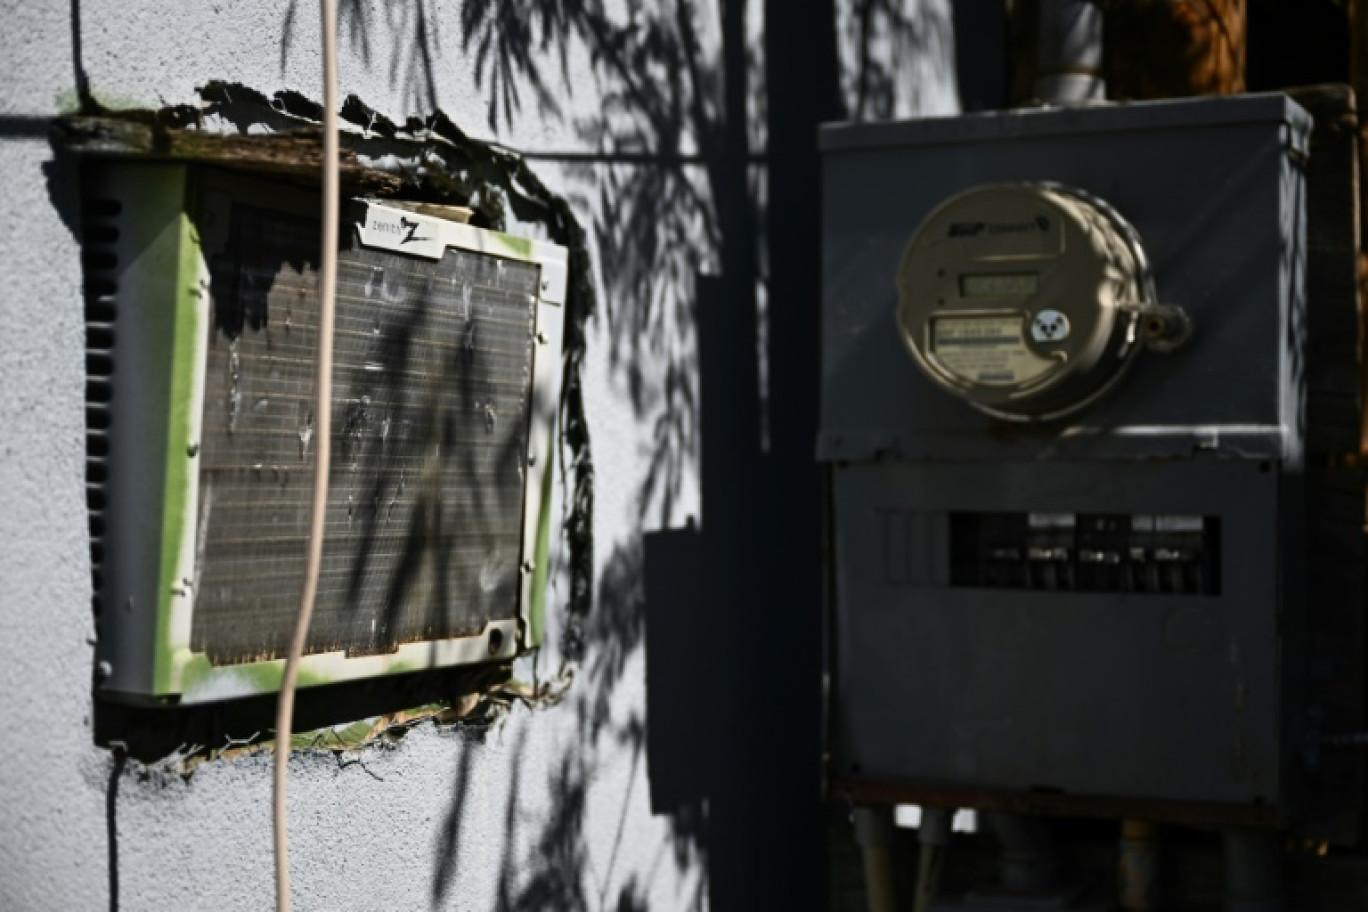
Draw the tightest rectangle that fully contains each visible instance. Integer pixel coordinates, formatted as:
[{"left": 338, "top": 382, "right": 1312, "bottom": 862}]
[
  {"left": 823, "top": 93, "right": 1327, "bottom": 833},
  {"left": 895, "top": 182, "right": 1178, "bottom": 421}
]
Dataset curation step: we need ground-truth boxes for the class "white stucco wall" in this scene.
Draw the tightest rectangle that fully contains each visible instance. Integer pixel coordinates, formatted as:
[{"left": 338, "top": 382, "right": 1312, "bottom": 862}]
[
  {"left": 0, "top": 2, "right": 960, "bottom": 909},
  {"left": 1, "top": 3, "right": 710, "bottom": 910},
  {"left": 835, "top": 0, "right": 960, "bottom": 120}
]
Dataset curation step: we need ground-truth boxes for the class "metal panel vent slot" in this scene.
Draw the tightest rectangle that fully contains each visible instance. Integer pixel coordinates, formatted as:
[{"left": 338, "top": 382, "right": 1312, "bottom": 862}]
[{"left": 949, "top": 511, "right": 1222, "bottom": 595}]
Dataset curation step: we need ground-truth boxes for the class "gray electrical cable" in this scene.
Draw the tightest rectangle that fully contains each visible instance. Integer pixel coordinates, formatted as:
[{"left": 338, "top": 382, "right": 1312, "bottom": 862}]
[{"left": 273, "top": 0, "right": 339, "bottom": 908}]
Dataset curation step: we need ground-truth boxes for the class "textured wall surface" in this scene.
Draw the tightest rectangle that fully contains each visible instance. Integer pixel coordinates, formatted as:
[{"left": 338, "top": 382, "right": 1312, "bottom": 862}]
[{"left": 0, "top": 1, "right": 962, "bottom": 909}]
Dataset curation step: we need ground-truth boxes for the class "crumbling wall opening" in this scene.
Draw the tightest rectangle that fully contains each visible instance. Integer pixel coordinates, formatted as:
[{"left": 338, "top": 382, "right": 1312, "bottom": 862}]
[{"left": 57, "top": 82, "right": 596, "bottom": 767}]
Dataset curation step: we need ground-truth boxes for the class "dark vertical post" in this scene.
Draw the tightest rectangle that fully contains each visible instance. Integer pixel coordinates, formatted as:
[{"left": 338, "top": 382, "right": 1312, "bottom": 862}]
[
  {"left": 1008, "top": 0, "right": 1042, "bottom": 105},
  {"left": 718, "top": 0, "right": 756, "bottom": 291},
  {"left": 762, "top": 0, "right": 841, "bottom": 905},
  {"left": 1352, "top": 1, "right": 1368, "bottom": 458},
  {"left": 952, "top": 0, "right": 1010, "bottom": 112},
  {"left": 645, "top": 2, "right": 842, "bottom": 906}
]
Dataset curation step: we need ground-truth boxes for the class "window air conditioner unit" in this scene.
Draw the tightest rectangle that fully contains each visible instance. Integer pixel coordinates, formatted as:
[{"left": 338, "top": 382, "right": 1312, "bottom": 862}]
[{"left": 86, "top": 163, "right": 566, "bottom": 704}]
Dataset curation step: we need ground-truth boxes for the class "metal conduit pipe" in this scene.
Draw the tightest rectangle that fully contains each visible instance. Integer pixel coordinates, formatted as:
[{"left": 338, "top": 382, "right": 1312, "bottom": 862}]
[
  {"left": 914, "top": 807, "right": 954, "bottom": 912},
  {"left": 1223, "top": 829, "right": 1285, "bottom": 912},
  {"left": 853, "top": 806, "right": 897, "bottom": 912},
  {"left": 1036, "top": 0, "right": 1106, "bottom": 104},
  {"left": 987, "top": 812, "right": 1060, "bottom": 894},
  {"left": 1119, "top": 819, "right": 1159, "bottom": 911}
]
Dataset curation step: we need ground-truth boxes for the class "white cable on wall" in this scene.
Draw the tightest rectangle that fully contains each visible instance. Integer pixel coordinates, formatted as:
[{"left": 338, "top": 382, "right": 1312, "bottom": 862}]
[{"left": 274, "top": 0, "right": 339, "bottom": 908}]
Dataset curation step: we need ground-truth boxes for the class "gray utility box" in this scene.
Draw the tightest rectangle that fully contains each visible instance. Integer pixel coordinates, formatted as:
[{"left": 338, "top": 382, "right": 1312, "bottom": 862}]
[{"left": 820, "top": 94, "right": 1322, "bottom": 826}]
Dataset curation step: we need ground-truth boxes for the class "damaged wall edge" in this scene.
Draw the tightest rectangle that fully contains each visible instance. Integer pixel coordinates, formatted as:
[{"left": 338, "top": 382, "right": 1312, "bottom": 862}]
[{"left": 58, "top": 82, "right": 597, "bottom": 765}]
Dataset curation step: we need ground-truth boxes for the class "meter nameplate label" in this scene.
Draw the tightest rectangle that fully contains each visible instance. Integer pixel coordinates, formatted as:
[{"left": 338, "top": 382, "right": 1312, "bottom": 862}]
[
  {"left": 931, "top": 316, "right": 1054, "bottom": 387},
  {"left": 943, "top": 212, "right": 1063, "bottom": 256}
]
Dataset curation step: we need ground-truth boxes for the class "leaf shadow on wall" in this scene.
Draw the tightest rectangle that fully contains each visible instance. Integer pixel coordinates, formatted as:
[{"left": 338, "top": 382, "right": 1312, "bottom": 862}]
[
  {"left": 430, "top": 542, "right": 706, "bottom": 912},
  {"left": 429, "top": 0, "right": 752, "bottom": 906},
  {"left": 281, "top": 1, "right": 737, "bottom": 908}
]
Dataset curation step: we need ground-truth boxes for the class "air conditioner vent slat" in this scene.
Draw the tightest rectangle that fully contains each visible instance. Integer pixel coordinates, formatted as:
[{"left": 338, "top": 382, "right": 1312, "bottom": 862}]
[{"left": 191, "top": 204, "right": 542, "bottom": 663}]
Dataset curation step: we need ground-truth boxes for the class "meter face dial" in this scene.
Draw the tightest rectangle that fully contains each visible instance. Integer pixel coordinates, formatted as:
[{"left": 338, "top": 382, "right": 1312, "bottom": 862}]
[{"left": 895, "top": 182, "right": 1151, "bottom": 421}]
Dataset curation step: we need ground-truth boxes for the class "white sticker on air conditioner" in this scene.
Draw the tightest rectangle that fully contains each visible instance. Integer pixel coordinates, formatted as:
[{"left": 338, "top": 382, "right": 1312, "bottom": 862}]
[
  {"left": 356, "top": 204, "right": 447, "bottom": 259},
  {"left": 930, "top": 316, "right": 1054, "bottom": 386}
]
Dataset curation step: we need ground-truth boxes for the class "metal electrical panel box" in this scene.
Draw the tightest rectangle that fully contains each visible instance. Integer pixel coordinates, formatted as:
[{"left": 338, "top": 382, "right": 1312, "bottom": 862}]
[
  {"left": 87, "top": 163, "right": 566, "bottom": 704},
  {"left": 820, "top": 94, "right": 1328, "bottom": 824}
]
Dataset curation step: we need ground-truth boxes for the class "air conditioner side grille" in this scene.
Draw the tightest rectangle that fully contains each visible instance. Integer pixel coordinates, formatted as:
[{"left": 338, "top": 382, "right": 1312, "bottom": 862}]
[{"left": 82, "top": 197, "right": 122, "bottom": 618}]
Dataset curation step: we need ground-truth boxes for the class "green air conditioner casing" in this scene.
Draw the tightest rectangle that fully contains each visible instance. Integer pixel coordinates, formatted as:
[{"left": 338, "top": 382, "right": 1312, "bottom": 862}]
[{"left": 87, "top": 162, "right": 567, "bottom": 705}]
